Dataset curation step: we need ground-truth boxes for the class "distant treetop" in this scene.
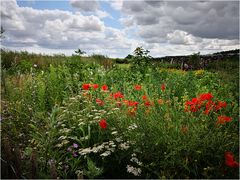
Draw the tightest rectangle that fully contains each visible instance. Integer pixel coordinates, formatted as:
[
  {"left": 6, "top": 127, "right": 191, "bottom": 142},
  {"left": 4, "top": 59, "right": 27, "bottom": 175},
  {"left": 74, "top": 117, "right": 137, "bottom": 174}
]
[{"left": 213, "top": 49, "right": 239, "bottom": 55}]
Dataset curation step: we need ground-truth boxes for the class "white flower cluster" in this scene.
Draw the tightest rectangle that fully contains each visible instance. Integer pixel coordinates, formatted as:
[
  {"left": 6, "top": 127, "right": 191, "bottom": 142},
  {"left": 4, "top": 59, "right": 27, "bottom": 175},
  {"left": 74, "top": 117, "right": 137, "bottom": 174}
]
[
  {"left": 130, "top": 153, "right": 143, "bottom": 166},
  {"left": 58, "top": 135, "right": 67, "bottom": 140},
  {"left": 100, "top": 150, "right": 111, "bottom": 157},
  {"left": 111, "top": 131, "right": 118, "bottom": 135},
  {"left": 59, "top": 128, "right": 71, "bottom": 134},
  {"left": 78, "top": 147, "right": 92, "bottom": 155},
  {"left": 107, "top": 111, "right": 113, "bottom": 115},
  {"left": 78, "top": 141, "right": 117, "bottom": 157},
  {"left": 85, "top": 109, "right": 108, "bottom": 125},
  {"left": 126, "top": 165, "right": 142, "bottom": 176},
  {"left": 128, "top": 123, "right": 138, "bottom": 130},
  {"left": 75, "top": 170, "right": 83, "bottom": 177},
  {"left": 55, "top": 139, "right": 70, "bottom": 148},
  {"left": 115, "top": 137, "right": 123, "bottom": 143},
  {"left": 112, "top": 108, "right": 120, "bottom": 111},
  {"left": 119, "top": 141, "right": 130, "bottom": 150},
  {"left": 98, "top": 109, "right": 107, "bottom": 114},
  {"left": 79, "top": 136, "right": 89, "bottom": 141}
]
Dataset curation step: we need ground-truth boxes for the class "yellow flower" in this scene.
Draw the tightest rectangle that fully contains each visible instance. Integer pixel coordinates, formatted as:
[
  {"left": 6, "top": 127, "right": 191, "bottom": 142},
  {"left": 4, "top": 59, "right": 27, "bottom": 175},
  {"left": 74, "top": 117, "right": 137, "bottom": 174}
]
[{"left": 195, "top": 70, "right": 205, "bottom": 76}]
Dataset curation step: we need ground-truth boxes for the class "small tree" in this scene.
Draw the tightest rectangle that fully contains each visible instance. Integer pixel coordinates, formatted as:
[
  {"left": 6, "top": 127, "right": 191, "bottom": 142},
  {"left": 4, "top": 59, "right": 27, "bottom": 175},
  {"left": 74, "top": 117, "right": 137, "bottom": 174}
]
[
  {"left": 189, "top": 52, "right": 200, "bottom": 69},
  {"left": 75, "top": 49, "right": 86, "bottom": 56},
  {"left": 134, "top": 47, "right": 144, "bottom": 56},
  {"left": 131, "top": 46, "right": 152, "bottom": 66},
  {"left": 130, "top": 47, "right": 152, "bottom": 76}
]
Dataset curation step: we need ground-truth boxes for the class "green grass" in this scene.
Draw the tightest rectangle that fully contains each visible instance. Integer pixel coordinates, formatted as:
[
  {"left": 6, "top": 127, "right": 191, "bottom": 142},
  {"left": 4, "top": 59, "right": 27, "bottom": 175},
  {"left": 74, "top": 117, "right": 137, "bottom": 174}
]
[{"left": 116, "top": 64, "right": 130, "bottom": 69}]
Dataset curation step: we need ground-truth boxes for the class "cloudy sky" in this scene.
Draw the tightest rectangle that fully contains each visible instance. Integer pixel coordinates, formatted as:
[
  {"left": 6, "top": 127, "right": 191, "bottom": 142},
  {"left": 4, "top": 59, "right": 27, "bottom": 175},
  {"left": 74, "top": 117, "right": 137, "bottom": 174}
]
[{"left": 1, "top": 0, "right": 239, "bottom": 57}]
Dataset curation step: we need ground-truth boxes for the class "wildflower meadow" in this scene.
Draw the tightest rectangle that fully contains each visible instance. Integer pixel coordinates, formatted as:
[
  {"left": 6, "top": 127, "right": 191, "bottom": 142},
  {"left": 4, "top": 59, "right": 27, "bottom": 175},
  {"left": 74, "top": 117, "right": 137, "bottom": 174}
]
[{"left": 1, "top": 48, "right": 239, "bottom": 179}]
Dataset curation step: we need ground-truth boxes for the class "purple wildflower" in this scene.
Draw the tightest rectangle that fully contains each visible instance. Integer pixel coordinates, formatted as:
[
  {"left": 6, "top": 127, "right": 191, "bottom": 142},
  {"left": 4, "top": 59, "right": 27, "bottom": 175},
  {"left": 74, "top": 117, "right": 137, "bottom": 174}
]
[
  {"left": 73, "top": 152, "right": 78, "bottom": 157},
  {"left": 73, "top": 143, "right": 79, "bottom": 148},
  {"left": 67, "top": 147, "right": 72, "bottom": 152}
]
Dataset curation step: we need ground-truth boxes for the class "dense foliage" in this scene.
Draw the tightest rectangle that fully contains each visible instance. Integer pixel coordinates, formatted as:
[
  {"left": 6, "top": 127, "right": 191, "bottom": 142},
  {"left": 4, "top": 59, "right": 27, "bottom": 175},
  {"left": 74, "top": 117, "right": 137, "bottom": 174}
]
[{"left": 1, "top": 50, "right": 239, "bottom": 179}]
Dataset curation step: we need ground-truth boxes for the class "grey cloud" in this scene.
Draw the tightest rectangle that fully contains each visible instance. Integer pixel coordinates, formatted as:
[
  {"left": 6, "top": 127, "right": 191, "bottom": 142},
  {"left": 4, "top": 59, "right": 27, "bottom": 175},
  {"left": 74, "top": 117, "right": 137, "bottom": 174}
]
[
  {"left": 122, "top": 1, "right": 145, "bottom": 13},
  {"left": 144, "top": 1, "right": 163, "bottom": 7},
  {"left": 170, "top": 6, "right": 202, "bottom": 25},
  {"left": 122, "top": 1, "right": 164, "bottom": 26},
  {"left": 138, "top": 26, "right": 168, "bottom": 43},
  {"left": 120, "top": 1, "right": 239, "bottom": 41},
  {"left": 1, "top": 11, "right": 12, "bottom": 19},
  {"left": 120, "top": 17, "right": 134, "bottom": 26},
  {"left": 135, "top": 14, "right": 159, "bottom": 25},
  {"left": 70, "top": 0, "right": 98, "bottom": 12},
  {"left": 169, "top": 2, "right": 239, "bottom": 39}
]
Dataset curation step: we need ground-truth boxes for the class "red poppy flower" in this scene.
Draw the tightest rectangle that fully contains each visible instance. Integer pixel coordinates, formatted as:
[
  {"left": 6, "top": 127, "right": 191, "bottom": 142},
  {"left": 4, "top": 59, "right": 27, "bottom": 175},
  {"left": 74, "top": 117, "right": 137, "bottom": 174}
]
[
  {"left": 216, "top": 116, "right": 232, "bottom": 125},
  {"left": 142, "top": 95, "right": 148, "bottom": 101},
  {"left": 205, "top": 100, "right": 214, "bottom": 108},
  {"left": 185, "top": 100, "right": 193, "bottom": 106},
  {"left": 96, "top": 99, "right": 104, "bottom": 106},
  {"left": 199, "top": 93, "right": 213, "bottom": 101},
  {"left": 124, "top": 100, "right": 138, "bottom": 107},
  {"left": 185, "top": 93, "right": 217, "bottom": 114},
  {"left": 190, "top": 105, "right": 197, "bottom": 112},
  {"left": 129, "top": 101, "right": 139, "bottom": 106},
  {"left": 144, "top": 101, "right": 151, "bottom": 106},
  {"left": 113, "top": 91, "right": 124, "bottom": 99},
  {"left": 92, "top": 84, "right": 99, "bottom": 89},
  {"left": 219, "top": 101, "right": 227, "bottom": 108},
  {"left": 204, "top": 100, "right": 215, "bottom": 114},
  {"left": 82, "top": 84, "right": 91, "bottom": 90},
  {"left": 185, "top": 98, "right": 200, "bottom": 112},
  {"left": 102, "top": 85, "right": 108, "bottom": 91},
  {"left": 134, "top": 85, "right": 142, "bottom": 90},
  {"left": 204, "top": 109, "right": 210, "bottom": 114},
  {"left": 192, "top": 98, "right": 199, "bottom": 104},
  {"left": 225, "top": 152, "right": 239, "bottom": 167},
  {"left": 161, "top": 84, "right": 166, "bottom": 91},
  {"left": 215, "top": 101, "right": 227, "bottom": 111},
  {"left": 99, "top": 119, "right": 107, "bottom": 129}
]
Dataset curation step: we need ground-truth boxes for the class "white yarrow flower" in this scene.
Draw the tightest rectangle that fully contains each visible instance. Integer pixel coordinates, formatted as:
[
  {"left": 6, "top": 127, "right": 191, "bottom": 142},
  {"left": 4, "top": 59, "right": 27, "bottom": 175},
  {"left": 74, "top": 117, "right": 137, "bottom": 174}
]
[
  {"left": 119, "top": 142, "right": 130, "bottom": 150},
  {"left": 111, "top": 131, "right": 118, "bottom": 135},
  {"left": 126, "top": 165, "right": 142, "bottom": 176},
  {"left": 115, "top": 137, "right": 123, "bottom": 142},
  {"left": 79, "top": 147, "right": 92, "bottom": 155},
  {"left": 100, "top": 150, "right": 111, "bottom": 157}
]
